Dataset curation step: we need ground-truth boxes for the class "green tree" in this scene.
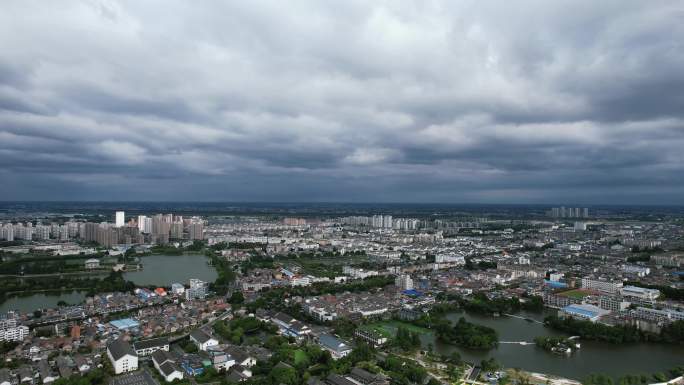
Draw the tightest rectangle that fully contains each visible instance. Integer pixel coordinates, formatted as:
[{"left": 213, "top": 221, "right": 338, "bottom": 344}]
[
  {"left": 269, "top": 365, "right": 298, "bottom": 385},
  {"left": 229, "top": 291, "right": 245, "bottom": 305}
]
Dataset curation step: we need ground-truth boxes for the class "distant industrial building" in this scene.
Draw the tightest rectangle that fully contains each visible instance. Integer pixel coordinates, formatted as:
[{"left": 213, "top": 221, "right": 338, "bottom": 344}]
[{"left": 621, "top": 285, "right": 660, "bottom": 302}]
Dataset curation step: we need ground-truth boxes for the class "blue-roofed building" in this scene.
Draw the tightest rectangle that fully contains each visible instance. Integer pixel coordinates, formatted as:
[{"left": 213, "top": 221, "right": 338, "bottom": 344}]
[
  {"left": 560, "top": 304, "right": 607, "bottom": 323},
  {"left": 544, "top": 280, "right": 568, "bottom": 289},
  {"left": 110, "top": 318, "right": 140, "bottom": 330},
  {"left": 180, "top": 356, "right": 206, "bottom": 376},
  {"left": 281, "top": 269, "right": 295, "bottom": 278},
  {"left": 402, "top": 289, "right": 422, "bottom": 297},
  {"left": 318, "top": 334, "right": 352, "bottom": 359}
]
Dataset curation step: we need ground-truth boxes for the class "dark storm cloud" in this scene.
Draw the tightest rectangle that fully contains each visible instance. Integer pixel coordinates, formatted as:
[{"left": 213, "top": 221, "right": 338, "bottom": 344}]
[{"left": 1, "top": 0, "right": 684, "bottom": 203}]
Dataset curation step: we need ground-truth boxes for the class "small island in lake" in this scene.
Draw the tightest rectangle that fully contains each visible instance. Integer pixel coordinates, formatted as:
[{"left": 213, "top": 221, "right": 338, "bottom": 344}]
[{"left": 534, "top": 336, "right": 580, "bottom": 355}]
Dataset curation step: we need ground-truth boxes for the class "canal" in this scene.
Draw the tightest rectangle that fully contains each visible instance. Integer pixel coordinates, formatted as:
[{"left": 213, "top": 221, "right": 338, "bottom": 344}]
[{"left": 426, "top": 310, "right": 684, "bottom": 380}]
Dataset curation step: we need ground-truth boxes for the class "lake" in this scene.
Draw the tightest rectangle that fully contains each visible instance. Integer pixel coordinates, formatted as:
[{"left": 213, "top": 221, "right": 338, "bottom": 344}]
[
  {"left": 0, "top": 254, "right": 217, "bottom": 313},
  {"left": 0, "top": 291, "right": 87, "bottom": 314},
  {"left": 427, "top": 310, "right": 684, "bottom": 380},
  {"left": 123, "top": 254, "right": 218, "bottom": 286}
]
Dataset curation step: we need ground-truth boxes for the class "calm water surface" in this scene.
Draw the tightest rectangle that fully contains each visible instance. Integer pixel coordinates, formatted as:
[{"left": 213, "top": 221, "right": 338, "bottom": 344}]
[
  {"left": 123, "top": 254, "right": 217, "bottom": 286},
  {"left": 1, "top": 254, "right": 217, "bottom": 312},
  {"left": 0, "top": 291, "right": 87, "bottom": 313},
  {"left": 427, "top": 311, "right": 684, "bottom": 380}
]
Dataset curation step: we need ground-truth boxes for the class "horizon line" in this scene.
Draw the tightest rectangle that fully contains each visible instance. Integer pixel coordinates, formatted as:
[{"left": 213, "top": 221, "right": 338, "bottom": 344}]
[{"left": 0, "top": 200, "right": 683, "bottom": 207}]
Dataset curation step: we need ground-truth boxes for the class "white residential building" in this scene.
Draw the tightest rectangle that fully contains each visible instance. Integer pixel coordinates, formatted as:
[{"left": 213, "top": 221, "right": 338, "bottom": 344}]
[
  {"left": 133, "top": 337, "right": 169, "bottom": 357},
  {"left": 115, "top": 211, "right": 125, "bottom": 228},
  {"left": 581, "top": 277, "right": 623, "bottom": 294},
  {"left": 107, "top": 339, "right": 138, "bottom": 374},
  {"left": 0, "top": 318, "right": 29, "bottom": 342},
  {"left": 622, "top": 265, "right": 651, "bottom": 277},
  {"left": 395, "top": 274, "right": 414, "bottom": 291}
]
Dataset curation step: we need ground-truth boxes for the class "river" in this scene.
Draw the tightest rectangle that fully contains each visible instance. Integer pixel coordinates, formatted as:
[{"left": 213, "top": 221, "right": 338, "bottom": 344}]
[
  {"left": 425, "top": 310, "right": 684, "bottom": 380},
  {"left": 1, "top": 254, "right": 217, "bottom": 313}
]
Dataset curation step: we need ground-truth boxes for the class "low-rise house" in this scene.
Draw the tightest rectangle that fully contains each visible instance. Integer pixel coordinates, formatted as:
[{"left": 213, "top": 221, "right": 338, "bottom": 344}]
[
  {"left": 189, "top": 329, "right": 218, "bottom": 351},
  {"left": 38, "top": 360, "right": 58, "bottom": 384},
  {"left": 348, "top": 367, "right": 390, "bottom": 385},
  {"left": 223, "top": 346, "right": 257, "bottom": 367},
  {"left": 210, "top": 352, "right": 235, "bottom": 372},
  {"left": 325, "top": 373, "right": 357, "bottom": 385},
  {"left": 151, "top": 351, "right": 183, "bottom": 383},
  {"left": 270, "top": 312, "right": 311, "bottom": 339},
  {"left": 74, "top": 355, "right": 90, "bottom": 373},
  {"left": 152, "top": 350, "right": 176, "bottom": 371},
  {"left": 354, "top": 329, "right": 387, "bottom": 348},
  {"left": 18, "top": 366, "right": 33, "bottom": 384},
  {"left": 55, "top": 357, "right": 73, "bottom": 379},
  {"left": 226, "top": 369, "right": 248, "bottom": 383},
  {"left": 0, "top": 368, "right": 15, "bottom": 385},
  {"left": 180, "top": 356, "right": 205, "bottom": 377},
  {"left": 84, "top": 258, "right": 100, "bottom": 269},
  {"left": 158, "top": 362, "right": 184, "bottom": 383}
]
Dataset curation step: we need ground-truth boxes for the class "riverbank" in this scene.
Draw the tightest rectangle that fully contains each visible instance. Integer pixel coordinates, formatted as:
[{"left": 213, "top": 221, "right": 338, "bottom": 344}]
[{"left": 509, "top": 369, "right": 582, "bottom": 385}]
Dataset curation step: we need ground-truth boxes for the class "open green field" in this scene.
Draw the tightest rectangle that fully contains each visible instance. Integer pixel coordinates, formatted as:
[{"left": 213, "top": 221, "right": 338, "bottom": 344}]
[
  {"left": 284, "top": 254, "right": 370, "bottom": 277},
  {"left": 294, "top": 349, "right": 309, "bottom": 365},
  {"left": 557, "top": 289, "right": 592, "bottom": 299},
  {"left": 362, "top": 320, "right": 431, "bottom": 338}
]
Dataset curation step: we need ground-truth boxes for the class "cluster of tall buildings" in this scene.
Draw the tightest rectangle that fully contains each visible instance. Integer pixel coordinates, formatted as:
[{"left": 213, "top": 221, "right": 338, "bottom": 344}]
[
  {"left": 340, "top": 215, "right": 420, "bottom": 230},
  {"left": 1, "top": 221, "right": 80, "bottom": 242},
  {"left": 81, "top": 222, "right": 143, "bottom": 248},
  {"left": 185, "top": 279, "right": 208, "bottom": 300},
  {"left": 0, "top": 211, "right": 205, "bottom": 248},
  {"left": 124, "top": 212, "right": 205, "bottom": 245},
  {"left": 549, "top": 206, "right": 589, "bottom": 219},
  {"left": 0, "top": 315, "right": 29, "bottom": 342},
  {"left": 287, "top": 218, "right": 321, "bottom": 226},
  {"left": 395, "top": 274, "right": 414, "bottom": 291},
  {"left": 339, "top": 215, "right": 484, "bottom": 230}
]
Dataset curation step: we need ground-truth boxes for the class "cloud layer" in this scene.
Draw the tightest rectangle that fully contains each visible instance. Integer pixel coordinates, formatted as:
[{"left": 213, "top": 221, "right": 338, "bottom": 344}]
[{"left": 1, "top": 0, "right": 684, "bottom": 203}]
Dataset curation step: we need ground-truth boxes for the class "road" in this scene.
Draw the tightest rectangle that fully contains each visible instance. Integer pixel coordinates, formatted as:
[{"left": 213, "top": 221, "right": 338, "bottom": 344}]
[
  {"left": 169, "top": 309, "right": 232, "bottom": 343},
  {"left": 503, "top": 313, "right": 544, "bottom": 324},
  {"left": 394, "top": 353, "right": 455, "bottom": 385}
]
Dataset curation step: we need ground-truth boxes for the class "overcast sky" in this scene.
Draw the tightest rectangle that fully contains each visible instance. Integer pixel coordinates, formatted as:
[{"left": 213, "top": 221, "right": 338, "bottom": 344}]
[{"left": 1, "top": 1, "right": 683, "bottom": 204}]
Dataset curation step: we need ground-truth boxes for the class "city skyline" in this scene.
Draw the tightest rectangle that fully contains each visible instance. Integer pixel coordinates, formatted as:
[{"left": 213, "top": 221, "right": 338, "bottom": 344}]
[{"left": 2, "top": 1, "right": 684, "bottom": 204}]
